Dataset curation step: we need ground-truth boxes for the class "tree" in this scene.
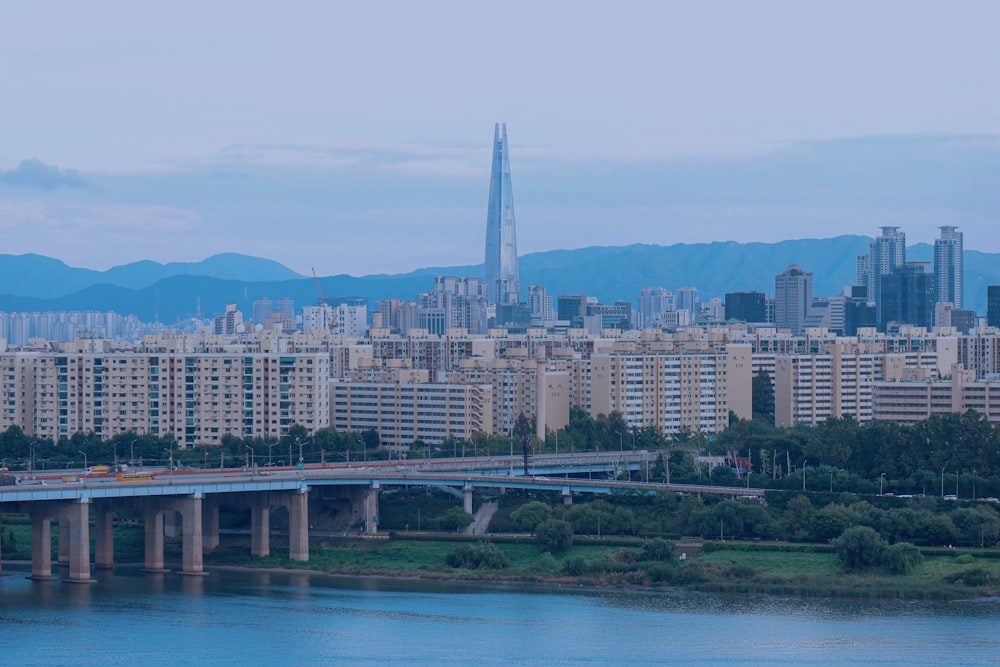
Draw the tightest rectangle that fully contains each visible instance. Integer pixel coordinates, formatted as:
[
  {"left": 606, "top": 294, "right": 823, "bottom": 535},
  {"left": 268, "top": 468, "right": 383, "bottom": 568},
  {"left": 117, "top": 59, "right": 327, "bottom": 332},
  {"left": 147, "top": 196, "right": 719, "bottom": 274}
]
[
  {"left": 883, "top": 542, "right": 923, "bottom": 575},
  {"left": 641, "top": 538, "right": 675, "bottom": 562},
  {"left": 535, "top": 519, "right": 574, "bottom": 553},
  {"left": 835, "top": 526, "right": 887, "bottom": 570},
  {"left": 751, "top": 370, "right": 775, "bottom": 422},
  {"left": 511, "top": 501, "right": 553, "bottom": 532},
  {"left": 434, "top": 507, "right": 473, "bottom": 532}
]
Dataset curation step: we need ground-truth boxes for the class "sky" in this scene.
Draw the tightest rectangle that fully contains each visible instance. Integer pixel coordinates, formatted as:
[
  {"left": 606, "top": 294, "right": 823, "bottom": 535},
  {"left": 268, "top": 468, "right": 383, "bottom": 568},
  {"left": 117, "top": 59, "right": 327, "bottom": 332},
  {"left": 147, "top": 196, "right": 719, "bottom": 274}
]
[{"left": 2, "top": 1, "right": 1000, "bottom": 277}]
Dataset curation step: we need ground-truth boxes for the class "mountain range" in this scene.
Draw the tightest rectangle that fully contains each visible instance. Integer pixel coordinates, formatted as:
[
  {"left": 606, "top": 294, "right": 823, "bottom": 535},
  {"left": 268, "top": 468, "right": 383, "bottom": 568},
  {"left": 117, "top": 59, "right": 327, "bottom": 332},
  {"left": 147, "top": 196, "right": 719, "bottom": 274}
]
[{"left": 0, "top": 236, "right": 996, "bottom": 323}]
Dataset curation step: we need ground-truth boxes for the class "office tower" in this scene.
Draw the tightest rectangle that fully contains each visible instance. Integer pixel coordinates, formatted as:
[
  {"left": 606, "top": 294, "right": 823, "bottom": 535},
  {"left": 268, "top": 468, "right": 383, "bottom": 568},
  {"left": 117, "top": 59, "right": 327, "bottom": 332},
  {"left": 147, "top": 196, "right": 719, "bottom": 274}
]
[
  {"left": 674, "top": 287, "right": 699, "bottom": 315},
  {"left": 934, "top": 226, "right": 963, "bottom": 308},
  {"left": 774, "top": 265, "right": 813, "bottom": 335},
  {"left": 879, "top": 262, "right": 936, "bottom": 330},
  {"left": 638, "top": 287, "right": 673, "bottom": 327},
  {"left": 557, "top": 295, "right": 588, "bottom": 327},
  {"left": 252, "top": 297, "right": 273, "bottom": 324},
  {"left": 483, "top": 122, "right": 519, "bottom": 305},
  {"left": 988, "top": 286, "right": 1000, "bottom": 328},
  {"left": 724, "top": 291, "right": 768, "bottom": 323},
  {"left": 858, "top": 226, "right": 906, "bottom": 305}
]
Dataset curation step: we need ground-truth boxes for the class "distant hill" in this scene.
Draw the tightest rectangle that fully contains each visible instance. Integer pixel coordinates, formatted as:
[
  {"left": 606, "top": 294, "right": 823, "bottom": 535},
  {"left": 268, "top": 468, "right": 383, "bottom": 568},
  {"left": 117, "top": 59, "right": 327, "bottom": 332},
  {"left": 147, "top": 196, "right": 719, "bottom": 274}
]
[
  {"left": 0, "top": 237, "right": 997, "bottom": 322},
  {"left": 0, "top": 253, "right": 302, "bottom": 299}
]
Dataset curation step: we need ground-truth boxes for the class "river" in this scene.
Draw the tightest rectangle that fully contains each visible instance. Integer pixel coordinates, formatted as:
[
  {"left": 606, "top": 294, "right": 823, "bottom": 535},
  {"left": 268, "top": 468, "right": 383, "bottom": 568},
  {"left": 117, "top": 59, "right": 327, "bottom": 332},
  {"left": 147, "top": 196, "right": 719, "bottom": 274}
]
[{"left": 1, "top": 565, "right": 998, "bottom": 665}]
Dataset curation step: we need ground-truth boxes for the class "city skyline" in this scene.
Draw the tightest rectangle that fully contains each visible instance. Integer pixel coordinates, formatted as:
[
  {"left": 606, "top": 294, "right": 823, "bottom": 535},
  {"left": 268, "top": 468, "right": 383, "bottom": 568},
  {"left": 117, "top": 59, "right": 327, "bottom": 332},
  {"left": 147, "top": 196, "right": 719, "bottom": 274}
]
[{"left": 2, "top": 3, "right": 1000, "bottom": 274}]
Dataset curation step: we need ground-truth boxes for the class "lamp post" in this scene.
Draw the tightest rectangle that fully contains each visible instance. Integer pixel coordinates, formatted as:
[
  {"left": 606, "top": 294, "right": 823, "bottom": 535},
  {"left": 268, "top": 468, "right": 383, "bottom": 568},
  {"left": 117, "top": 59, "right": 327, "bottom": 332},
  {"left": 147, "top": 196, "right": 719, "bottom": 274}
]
[
  {"left": 829, "top": 469, "right": 834, "bottom": 493},
  {"left": 941, "top": 467, "right": 946, "bottom": 498},
  {"left": 802, "top": 459, "right": 807, "bottom": 491},
  {"left": 78, "top": 450, "right": 87, "bottom": 471},
  {"left": 28, "top": 441, "right": 35, "bottom": 474},
  {"left": 973, "top": 469, "right": 976, "bottom": 500},
  {"left": 130, "top": 440, "right": 136, "bottom": 467},
  {"left": 267, "top": 442, "right": 276, "bottom": 467},
  {"left": 879, "top": 472, "right": 885, "bottom": 496}
]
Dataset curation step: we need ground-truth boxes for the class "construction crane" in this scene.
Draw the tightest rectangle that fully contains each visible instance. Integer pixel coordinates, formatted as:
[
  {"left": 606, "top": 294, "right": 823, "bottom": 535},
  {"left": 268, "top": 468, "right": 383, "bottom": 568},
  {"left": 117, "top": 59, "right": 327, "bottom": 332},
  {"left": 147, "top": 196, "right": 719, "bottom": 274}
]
[{"left": 311, "top": 268, "right": 327, "bottom": 306}]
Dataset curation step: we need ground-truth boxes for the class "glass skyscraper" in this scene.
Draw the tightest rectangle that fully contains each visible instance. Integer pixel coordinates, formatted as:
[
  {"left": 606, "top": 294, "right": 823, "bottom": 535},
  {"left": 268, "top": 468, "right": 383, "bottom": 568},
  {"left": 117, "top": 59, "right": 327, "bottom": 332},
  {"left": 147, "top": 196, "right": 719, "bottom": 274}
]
[{"left": 483, "top": 122, "right": 519, "bottom": 305}]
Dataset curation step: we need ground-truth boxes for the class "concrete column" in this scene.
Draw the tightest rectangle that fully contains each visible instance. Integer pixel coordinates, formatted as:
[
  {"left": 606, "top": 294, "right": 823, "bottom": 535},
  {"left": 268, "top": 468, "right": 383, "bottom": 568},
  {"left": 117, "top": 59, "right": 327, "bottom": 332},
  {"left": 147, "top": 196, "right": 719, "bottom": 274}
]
[
  {"left": 65, "top": 500, "right": 95, "bottom": 583},
  {"left": 463, "top": 486, "right": 474, "bottom": 515},
  {"left": 178, "top": 496, "right": 205, "bottom": 575},
  {"left": 562, "top": 488, "right": 573, "bottom": 505},
  {"left": 29, "top": 508, "right": 55, "bottom": 580},
  {"left": 287, "top": 489, "right": 309, "bottom": 562},
  {"left": 143, "top": 505, "right": 167, "bottom": 572},
  {"left": 364, "top": 487, "right": 379, "bottom": 535},
  {"left": 94, "top": 503, "right": 115, "bottom": 569},
  {"left": 251, "top": 494, "right": 270, "bottom": 558},
  {"left": 202, "top": 502, "right": 220, "bottom": 551},
  {"left": 57, "top": 515, "right": 69, "bottom": 565}
]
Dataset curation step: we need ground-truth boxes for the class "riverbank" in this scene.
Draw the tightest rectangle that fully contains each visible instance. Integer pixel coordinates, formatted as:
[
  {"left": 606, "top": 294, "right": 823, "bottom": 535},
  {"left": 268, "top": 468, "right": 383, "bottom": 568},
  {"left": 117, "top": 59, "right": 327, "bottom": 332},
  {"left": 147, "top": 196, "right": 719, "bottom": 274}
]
[{"left": 201, "top": 534, "right": 1000, "bottom": 600}]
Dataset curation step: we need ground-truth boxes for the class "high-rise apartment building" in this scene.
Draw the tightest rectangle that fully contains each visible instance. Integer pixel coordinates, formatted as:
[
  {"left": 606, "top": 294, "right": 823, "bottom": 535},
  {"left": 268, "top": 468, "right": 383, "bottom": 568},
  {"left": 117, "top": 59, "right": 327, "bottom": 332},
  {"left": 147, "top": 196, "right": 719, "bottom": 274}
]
[
  {"left": 934, "top": 225, "right": 963, "bottom": 309},
  {"left": 858, "top": 226, "right": 906, "bottom": 306},
  {"left": 483, "top": 123, "right": 519, "bottom": 305},
  {"left": 774, "top": 265, "right": 813, "bottom": 335}
]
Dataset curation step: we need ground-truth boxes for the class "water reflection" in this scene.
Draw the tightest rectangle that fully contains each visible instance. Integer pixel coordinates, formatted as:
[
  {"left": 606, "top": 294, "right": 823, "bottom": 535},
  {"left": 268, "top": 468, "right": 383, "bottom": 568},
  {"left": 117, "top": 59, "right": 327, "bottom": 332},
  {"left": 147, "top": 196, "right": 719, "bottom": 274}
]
[{"left": 0, "top": 565, "right": 998, "bottom": 666}]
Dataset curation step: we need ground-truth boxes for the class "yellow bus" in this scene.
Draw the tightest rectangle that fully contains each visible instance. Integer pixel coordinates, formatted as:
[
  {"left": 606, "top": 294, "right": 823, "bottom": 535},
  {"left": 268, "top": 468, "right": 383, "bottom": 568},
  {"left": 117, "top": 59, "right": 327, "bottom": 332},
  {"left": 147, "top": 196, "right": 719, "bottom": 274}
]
[
  {"left": 87, "top": 465, "right": 110, "bottom": 474},
  {"left": 116, "top": 472, "right": 155, "bottom": 482}
]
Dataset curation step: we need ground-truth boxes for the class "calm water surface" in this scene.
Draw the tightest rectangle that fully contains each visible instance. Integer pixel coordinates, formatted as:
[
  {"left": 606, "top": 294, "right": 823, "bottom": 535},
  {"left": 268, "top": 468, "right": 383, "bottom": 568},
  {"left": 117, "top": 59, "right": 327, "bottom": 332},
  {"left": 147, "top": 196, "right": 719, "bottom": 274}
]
[{"left": 0, "top": 565, "right": 998, "bottom": 665}]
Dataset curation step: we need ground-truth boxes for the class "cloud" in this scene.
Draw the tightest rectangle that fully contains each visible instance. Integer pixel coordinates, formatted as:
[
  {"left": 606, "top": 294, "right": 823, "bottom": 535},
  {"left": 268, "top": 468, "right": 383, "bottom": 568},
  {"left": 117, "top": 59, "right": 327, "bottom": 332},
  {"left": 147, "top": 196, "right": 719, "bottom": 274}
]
[{"left": 0, "top": 158, "right": 93, "bottom": 190}]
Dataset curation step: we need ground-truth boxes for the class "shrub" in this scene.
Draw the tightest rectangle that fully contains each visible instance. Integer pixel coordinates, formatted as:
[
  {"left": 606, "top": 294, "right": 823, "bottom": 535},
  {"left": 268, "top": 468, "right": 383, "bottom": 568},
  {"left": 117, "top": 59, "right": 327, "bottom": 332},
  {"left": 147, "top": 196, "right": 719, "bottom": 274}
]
[
  {"left": 535, "top": 519, "right": 574, "bottom": 553},
  {"left": 883, "top": 542, "right": 923, "bottom": 575},
  {"left": 435, "top": 507, "right": 474, "bottom": 532},
  {"left": 445, "top": 541, "right": 510, "bottom": 569},
  {"left": 563, "top": 556, "right": 587, "bottom": 576},
  {"left": 537, "top": 552, "right": 558, "bottom": 573},
  {"left": 835, "top": 526, "right": 887, "bottom": 570},
  {"left": 943, "top": 567, "right": 999, "bottom": 587},
  {"left": 641, "top": 538, "right": 675, "bottom": 562}
]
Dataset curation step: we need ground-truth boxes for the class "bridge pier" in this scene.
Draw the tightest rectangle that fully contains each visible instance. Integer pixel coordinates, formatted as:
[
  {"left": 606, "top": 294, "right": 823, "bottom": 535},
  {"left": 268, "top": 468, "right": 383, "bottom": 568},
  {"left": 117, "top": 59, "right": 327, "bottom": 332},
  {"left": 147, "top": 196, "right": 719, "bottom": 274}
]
[
  {"left": 364, "top": 485, "right": 379, "bottom": 535},
  {"left": 250, "top": 494, "right": 270, "bottom": 557},
  {"left": 94, "top": 501, "right": 115, "bottom": 570},
  {"left": 179, "top": 496, "right": 206, "bottom": 575},
  {"left": 202, "top": 501, "right": 220, "bottom": 551},
  {"left": 288, "top": 489, "right": 309, "bottom": 561},
  {"left": 463, "top": 485, "right": 474, "bottom": 514},
  {"left": 142, "top": 496, "right": 205, "bottom": 574},
  {"left": 562, "top": 488, "right": 573, "bottom": 505},
  {"left": 57, "top": 515, "right": 69, "bottom": 565},
  {"left": 28, "top": 507, "right": 56, "bottom": 580},
  {"left": 143, "top": 504, "right": 167, "bottom": 572},
  {"left": 28, "top": 501, "right": 94, "bottom": 582},
  {"left": 64, "top": 500, "right": 95, "bottom": 583}
]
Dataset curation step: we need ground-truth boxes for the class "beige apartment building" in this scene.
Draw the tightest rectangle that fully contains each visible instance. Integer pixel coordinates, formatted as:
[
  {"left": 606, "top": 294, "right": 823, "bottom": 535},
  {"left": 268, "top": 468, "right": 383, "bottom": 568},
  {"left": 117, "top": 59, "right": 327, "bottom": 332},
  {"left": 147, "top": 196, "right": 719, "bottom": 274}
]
[
  {"left": 589, "top": 345, "right": 752, "bottom": 435},
  {"left": 331, "top": 380, "right": 492, "bottom": 448},
  {"left": 0, "top": 348, "right": 330, "bottom": 447},
  {"left": 873, "top": 366, "right": 1000, "bottom": 424}
]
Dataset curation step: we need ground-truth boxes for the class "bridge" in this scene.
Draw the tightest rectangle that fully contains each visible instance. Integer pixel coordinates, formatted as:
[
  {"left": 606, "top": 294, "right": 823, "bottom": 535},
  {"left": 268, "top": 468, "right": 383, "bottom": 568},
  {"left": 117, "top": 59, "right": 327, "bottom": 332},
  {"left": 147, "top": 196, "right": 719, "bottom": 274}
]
[{"left": 0, "top": 454, "right": 764, "bottom": 584}]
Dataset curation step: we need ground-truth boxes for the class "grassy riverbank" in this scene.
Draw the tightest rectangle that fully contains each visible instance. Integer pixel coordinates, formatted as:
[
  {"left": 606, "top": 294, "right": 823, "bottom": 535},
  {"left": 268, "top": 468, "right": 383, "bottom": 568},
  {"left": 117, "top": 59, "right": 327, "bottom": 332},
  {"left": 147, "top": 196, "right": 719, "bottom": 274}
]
[{"left": 202, "top": 535, "right": 1000, "bottom": 599}]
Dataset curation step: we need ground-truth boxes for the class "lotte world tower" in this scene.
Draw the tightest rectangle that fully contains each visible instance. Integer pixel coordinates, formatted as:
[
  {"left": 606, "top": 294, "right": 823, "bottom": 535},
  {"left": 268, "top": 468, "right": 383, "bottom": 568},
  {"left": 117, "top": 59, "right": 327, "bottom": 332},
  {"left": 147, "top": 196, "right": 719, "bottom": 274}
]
[{"left": 483, "top": 123, "right": 519, "bottom": 305}]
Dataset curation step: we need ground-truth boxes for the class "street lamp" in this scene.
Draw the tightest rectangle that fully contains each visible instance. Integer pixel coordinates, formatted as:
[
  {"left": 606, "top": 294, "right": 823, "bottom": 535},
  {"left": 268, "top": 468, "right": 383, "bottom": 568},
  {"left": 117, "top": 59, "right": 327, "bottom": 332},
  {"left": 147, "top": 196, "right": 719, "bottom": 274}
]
[
  {"left": 78, "top": 450, "right": 87, "bottom": 471},
  {"left": 879, "top": 472, "right": 885, "bottom": 496},
  {"left": 802, "top": 459, "right": 807, "bottom": 491},
  {"left": 829, "top": 469, "right": 834, "bottom": 493},
  {"left": 130, "top": 439, "right": 136, "bottom": 467},
  {"left": 941, "top": 467, "right": 946, "bottom": 498},
  {"left": 267, "top": 442, "right": 277, "bottom": 467}
]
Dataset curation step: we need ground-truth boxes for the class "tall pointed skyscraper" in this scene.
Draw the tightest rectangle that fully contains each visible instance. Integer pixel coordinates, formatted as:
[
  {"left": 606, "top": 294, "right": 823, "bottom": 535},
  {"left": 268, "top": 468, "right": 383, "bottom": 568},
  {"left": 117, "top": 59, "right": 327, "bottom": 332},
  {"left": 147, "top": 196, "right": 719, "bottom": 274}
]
[{"left": 483, "top": 122, "right": 519, "bottom": 305}]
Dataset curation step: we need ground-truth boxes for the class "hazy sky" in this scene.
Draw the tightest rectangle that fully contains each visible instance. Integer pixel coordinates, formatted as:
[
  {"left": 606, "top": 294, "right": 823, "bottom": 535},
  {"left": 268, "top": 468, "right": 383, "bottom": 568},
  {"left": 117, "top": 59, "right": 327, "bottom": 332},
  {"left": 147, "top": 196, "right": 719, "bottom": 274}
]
[{"left": 2, "top": 1, "right": 1000, "bottom": 276}]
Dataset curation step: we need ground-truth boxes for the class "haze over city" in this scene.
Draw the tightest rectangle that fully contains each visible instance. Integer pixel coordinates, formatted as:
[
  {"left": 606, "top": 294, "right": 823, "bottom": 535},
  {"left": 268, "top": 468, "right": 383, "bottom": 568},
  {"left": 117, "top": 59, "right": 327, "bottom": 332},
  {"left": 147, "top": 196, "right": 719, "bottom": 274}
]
[{"left": 2, "top": 1, "right": 1000, "bottom": 275}]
